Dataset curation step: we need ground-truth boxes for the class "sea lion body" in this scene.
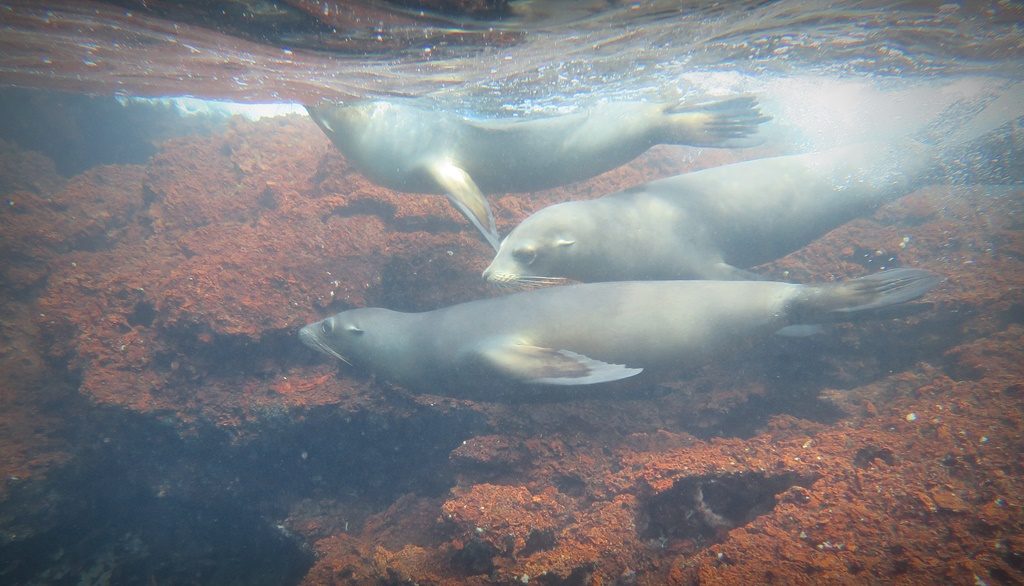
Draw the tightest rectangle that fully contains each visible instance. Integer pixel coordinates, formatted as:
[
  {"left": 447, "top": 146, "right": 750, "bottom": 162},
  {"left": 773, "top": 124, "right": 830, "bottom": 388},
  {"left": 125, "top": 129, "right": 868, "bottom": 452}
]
[
  {"left": 308, "top": 98, "right": 768, "bottom": 249},
  {"left": 300, "top": 270, "right": 938, "bottom": 397},
  {"left": 484, "top": 141, "right": 934, "bottom": 283},
  {"left": 311, "top": 99, "right": 763, "bottom": 193}
]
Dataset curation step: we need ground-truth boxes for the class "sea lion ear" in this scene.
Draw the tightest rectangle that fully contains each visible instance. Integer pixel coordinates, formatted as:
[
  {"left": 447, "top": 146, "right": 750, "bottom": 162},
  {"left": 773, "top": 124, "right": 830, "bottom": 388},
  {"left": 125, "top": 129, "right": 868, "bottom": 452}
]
[
  {"left": 555, "top": 239, "right": 575, "bottom": 247},
  {"left": 346, "top": 325, "right": 364, "bottom": 335}
]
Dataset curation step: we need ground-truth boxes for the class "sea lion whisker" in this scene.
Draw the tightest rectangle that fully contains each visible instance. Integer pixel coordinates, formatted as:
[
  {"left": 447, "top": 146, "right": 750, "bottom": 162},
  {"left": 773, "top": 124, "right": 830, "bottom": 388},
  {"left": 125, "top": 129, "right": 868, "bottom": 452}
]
[
  {"left": 497, "top": 280, "right": 551, "bottom": 292},
  {"left": 498, "top": 281, "right": 539, "bottom": 291},
  {"left": 515, "top": 275, "right": 570, "bottom": 285},
  {"left": 513, "top": 282, "right": 547, "bottom": 291},
  {"left": 484, "top": 271, "right": 569, "bottom": 291},
  {"left": 315, "top": 339, "right": 352, "bottom": 365}
]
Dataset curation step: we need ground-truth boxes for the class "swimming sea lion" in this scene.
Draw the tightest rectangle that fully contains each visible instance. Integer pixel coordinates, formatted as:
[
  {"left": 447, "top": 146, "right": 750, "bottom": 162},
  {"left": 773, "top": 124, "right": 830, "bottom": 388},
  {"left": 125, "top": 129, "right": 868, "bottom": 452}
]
[
  {"left": 484, "top": 87, "right": 1023, "bottom": 284},
  {"left": 307, "top": 97, "right": 769, "bottom": 250},
  {"left": 300, "top": 269, "right": 939, "bottom": 397},
  {"left": 483, "top": 140, "right": 932, "bottom": 284}
]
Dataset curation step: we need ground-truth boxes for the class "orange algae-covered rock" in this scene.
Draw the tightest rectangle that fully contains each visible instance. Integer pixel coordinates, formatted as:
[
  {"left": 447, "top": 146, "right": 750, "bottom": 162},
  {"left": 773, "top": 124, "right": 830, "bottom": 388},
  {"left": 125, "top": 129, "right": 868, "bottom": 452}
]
[
  {"left": 27, "top": 115, "right": 498, "bottom": 424},
  {"left": 0, "top": 298, "right": 72, "bottom": 502},
  {"left": 0, "top": 137, "right": 65, "bottom": 196},
  {"left": 145, "top": 116, "right": 328, "bottom": 233},
  {"left": 442, "top": 484, "right": 572, "bottom": 556},
  {"left": 4, "top": 110, "right": 1023, "bottom": 586},
  {"left": 0, "top": 164, "right": 144, "bottom": 291},
  {"left": 449, "top": 434, "right": 527, "bottom": 471}
]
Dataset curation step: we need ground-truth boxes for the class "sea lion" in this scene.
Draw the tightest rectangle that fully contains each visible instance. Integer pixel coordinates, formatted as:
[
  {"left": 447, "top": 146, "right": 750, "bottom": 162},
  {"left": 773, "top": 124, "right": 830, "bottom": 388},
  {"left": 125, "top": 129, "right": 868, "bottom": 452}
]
[
  {"left": 300, "top": 269, "right": 939, "bottom": 397},
  {"left": 307, "top": 97, "right": 769, "bottom": 250},
  {"left": 484, "top": 87, "right": 1023, "bottom": 285},
  {"left": 483, "top": 140, "right": 931, "bottom": 284}
]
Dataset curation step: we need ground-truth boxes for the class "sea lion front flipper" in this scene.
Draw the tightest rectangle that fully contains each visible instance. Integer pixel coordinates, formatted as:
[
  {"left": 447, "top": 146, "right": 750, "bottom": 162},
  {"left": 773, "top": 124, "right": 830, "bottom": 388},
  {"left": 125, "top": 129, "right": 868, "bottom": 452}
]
[
  {"left": 426, "top": 160, "right": 500, "bottom": 250},
  {"left": 478, "top": 342, "right": 643, "bottom": 385}
]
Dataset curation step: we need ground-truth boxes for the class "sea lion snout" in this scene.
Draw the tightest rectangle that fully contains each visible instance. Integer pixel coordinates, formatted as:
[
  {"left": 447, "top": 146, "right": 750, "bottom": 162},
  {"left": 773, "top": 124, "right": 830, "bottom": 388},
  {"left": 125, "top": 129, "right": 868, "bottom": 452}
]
[
  {"left": 482, "top": 267, "right": 519, "bottom": 285},
  {"left": 298, "top": 323, "right": 319, "bottom": 348}
]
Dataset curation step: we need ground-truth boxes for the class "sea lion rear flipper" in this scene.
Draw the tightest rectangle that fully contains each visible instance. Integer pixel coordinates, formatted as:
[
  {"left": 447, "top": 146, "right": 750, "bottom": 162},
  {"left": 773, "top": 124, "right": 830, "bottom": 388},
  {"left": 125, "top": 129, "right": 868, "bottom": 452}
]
[
  {"left": 663, "top": 95, "right": 771, "bottom": 148},
  {"left": 479, "top": 342, "right": 642, "bottom": 385},
  {"left": 426, "top": 160, "right": 501, "bottom": 250},
  {"left": 793, "top": 268, "right": 941, "bottom": 319}
]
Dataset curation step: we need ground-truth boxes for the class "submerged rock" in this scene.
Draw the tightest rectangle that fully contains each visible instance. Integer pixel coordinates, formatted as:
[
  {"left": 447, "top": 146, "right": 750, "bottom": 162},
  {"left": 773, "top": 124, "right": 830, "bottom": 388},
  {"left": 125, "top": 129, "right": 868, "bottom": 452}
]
[{"left": 0, "top": 114, "right": 1022, "bottom": 584}]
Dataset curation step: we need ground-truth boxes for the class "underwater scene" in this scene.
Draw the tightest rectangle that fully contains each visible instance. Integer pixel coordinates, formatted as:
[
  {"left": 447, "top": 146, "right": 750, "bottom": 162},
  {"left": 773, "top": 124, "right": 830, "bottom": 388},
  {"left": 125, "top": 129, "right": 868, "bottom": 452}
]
[{"left": 0, "top": 1, "right": 1023, "bottom": 584}]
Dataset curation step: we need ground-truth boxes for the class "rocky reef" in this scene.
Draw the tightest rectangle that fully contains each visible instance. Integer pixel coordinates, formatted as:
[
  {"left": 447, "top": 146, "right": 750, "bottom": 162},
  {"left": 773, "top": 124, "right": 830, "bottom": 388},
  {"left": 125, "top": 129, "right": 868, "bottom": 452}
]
[{"left": 0, "top": 113, "right": 1021, "bottom": 584}]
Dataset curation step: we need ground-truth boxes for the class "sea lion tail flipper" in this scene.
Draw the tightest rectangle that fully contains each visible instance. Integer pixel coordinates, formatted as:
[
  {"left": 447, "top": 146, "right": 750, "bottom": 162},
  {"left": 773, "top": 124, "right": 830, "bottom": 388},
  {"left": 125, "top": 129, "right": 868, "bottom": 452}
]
[
  {"left": 427, "top": 160, "right": 501, "bottom": 250},
  {"left": 479, "top": 342, "right": 643, "bottom": 385},
  {"left": 662, "top": 96, "right": 772, "bottom": 148},
  {"left": 796, "top": 268, "right": 942, "bottom": 319}
]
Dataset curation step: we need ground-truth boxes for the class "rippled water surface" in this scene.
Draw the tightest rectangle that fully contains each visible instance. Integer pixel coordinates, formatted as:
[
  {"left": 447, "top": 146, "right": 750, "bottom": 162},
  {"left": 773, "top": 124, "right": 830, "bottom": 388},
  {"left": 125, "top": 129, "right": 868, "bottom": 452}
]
[{"left": 2, "top": 0, "right": 1022, "bottom": 110}]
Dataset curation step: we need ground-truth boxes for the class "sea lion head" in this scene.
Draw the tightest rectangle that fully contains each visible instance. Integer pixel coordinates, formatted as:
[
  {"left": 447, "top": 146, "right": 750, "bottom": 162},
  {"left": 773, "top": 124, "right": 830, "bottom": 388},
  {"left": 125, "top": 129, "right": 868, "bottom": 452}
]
[
  {"left": 299, "top": 308, "right": 397, "bottom": 368},
  {"left": 483, "top": 201, "right": 589, "bottom": 288},
  {"left": 307, "top": 102, "right": 372, "bottom": 137}
]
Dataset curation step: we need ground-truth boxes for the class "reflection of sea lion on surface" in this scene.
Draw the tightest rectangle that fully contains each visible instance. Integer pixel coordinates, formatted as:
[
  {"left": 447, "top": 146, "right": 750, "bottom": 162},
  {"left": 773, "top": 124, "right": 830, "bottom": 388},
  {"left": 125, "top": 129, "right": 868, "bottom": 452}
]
[
  {"left": 307, "top": 97, "right": 769, "bottom": 249},
  {"left": 300, "top": 269, "right": 939, "bottom": 398}
]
